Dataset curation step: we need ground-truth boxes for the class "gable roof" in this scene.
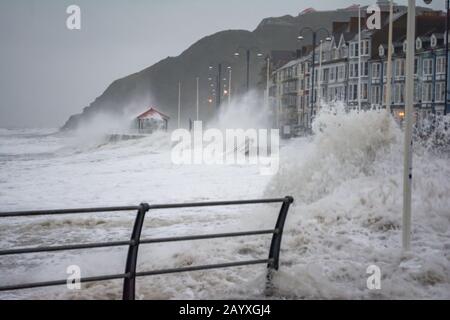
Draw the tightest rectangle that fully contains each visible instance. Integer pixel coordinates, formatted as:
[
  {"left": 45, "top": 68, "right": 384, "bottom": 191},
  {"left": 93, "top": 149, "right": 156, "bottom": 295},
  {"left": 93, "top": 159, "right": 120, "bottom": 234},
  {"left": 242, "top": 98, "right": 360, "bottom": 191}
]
[{"left": 137, "top": 107, "right": 170, "bottom": 120}]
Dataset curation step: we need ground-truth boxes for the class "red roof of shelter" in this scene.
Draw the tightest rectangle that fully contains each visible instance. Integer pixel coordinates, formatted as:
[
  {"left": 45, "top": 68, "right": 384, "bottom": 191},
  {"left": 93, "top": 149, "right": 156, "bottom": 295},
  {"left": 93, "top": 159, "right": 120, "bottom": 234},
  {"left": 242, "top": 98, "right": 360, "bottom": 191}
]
[
  {"left": 300, "top": 8, "right": 316, "bottom": 15},
  {"left": 136, "top": 107, "right": 170, "bottom": 120}
]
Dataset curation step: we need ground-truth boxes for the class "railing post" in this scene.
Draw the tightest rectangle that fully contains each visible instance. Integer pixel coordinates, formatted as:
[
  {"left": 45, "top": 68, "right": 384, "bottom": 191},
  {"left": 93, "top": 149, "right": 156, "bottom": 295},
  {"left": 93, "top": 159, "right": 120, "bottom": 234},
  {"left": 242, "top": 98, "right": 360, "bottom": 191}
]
[
  {"left": 266, "top": 196, "right": 293, "bottom": 294},
  {"left": 123, "top": 203, "right": 150, "bottom": 300}
]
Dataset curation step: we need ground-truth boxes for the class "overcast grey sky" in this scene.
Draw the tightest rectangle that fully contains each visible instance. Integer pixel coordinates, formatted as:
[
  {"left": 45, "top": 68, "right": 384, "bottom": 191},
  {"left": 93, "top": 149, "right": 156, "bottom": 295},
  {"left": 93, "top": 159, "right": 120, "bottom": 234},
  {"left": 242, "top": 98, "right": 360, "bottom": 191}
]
[{"left": 0, "top": 0, "right": 445, "bottom": 128}]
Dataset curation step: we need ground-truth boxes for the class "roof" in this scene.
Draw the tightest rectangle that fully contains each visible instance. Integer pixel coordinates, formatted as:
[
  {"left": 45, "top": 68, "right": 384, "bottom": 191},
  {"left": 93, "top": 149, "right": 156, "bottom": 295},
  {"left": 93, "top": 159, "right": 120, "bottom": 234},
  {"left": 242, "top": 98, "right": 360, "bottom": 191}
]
[
  {"left": 277, "top": 55, "right": 310, "bottom": 71},
  {"left": 344, "top": 4, "right": 361, "bottom": 11},
  {"left": 137, "top": 107, "right": 170, "bottom": 120},
  {"left": 300, "top": 8, "right": 316, "bottom": 15}
]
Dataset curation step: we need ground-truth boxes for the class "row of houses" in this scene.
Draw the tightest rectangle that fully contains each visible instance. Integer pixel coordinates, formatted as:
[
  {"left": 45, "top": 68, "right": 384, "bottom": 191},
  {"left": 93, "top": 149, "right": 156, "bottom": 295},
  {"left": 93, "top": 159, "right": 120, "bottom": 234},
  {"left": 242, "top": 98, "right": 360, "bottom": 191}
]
[{"left": 270, "top": 3, "right": 449, "bottom": 136}]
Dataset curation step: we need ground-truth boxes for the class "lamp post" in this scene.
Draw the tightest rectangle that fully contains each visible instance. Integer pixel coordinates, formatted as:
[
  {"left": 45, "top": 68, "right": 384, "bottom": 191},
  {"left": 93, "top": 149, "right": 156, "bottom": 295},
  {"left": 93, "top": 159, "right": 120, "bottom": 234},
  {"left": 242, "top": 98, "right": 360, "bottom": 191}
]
[
  {"left": 208, "top": 62, "right": 233, "bottom": 109},
  {"left": 227, "top": 66, "right": 232, "bottom": 106},
  {"left": 196, "top": 77, "right": 199, "bottom": 121},
  {"left": 234, "top": 46, "right": 264, "bottom": 92},
  {"left": 208, "top": 64, "right": 223, "bottom": 109},
  {"left": 178, "top": 81, "right": 181, "bottom": 129},
  {"left": 265, "top": 56, "right": 271, "bottom": 111},
  {"left": 318, "top": 40, "right": 324, "bottom": 108},
  {"left": 403, "top": 0, "right": 416, "bottom": 251},
  {"left": 298, "top": 27, "right": 331, "bottom": 129}
]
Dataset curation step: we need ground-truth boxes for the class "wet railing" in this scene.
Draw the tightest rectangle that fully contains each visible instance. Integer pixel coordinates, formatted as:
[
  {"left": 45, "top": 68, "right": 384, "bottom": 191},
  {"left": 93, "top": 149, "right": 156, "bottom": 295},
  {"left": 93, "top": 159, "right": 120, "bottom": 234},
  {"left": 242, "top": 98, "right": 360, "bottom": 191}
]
[{"left": 0, "top": 196, "right": 294, "bottom": 300}]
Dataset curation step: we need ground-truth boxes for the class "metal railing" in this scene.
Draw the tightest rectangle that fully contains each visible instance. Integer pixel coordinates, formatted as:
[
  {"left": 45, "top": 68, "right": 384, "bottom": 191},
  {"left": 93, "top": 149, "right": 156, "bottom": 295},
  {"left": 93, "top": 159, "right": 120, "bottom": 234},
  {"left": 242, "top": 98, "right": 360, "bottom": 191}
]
[{"left": 0, "top": 196, "right": 294, "bottom": 300}]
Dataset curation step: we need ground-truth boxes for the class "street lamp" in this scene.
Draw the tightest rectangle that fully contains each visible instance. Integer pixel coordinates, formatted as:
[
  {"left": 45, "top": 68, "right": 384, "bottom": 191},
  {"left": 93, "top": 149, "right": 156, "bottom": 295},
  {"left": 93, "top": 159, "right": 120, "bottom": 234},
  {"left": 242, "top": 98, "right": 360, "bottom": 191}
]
[
  {"left": 298, "top": 27, "right": 331, "bottom": 129},
  {"left": 234, "top": 46, "right": 264, "bottom": 92},
  {"left": 226, "top": 66, "right": 232, "bottom": 106},
  {"left": 208, "top": 62, "right": 232, "bottom": 109},
  {"left": 264, "top": 55, "right": 272, "bottom": 112}
]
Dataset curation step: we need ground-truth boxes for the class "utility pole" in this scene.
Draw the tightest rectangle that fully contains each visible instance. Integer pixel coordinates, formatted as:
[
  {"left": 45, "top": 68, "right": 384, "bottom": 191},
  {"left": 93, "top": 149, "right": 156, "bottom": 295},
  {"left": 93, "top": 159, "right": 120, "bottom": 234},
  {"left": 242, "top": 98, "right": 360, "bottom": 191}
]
[
  {"left": 386, "top": 0, "right": 394, "bottom": 114},
  {"left": 196, "top": 77, "right": 199, "bottom": 121},
  {"left": 216, "top": 63, "right": 222, "bottom": 109},
  {"left": 234, "top": 47, "right": 263, "bottom": 94},
  {"left": 246, "top": 49, "right": 251, "bottom": 92},
  {"left": 265, "top": 56, "right": 271, "bottom": 110},
  {"left": 178, "top": 81, "right": 181, "bottom": 129},
  {"left": 403, "top": 0, "right": 415, "bottom": 251},
  {"left": 228, "top": 68, "right": 232, "bottom": 106},
  {"left": 311, "top": 32, "right": 317, "bottom": 129}
]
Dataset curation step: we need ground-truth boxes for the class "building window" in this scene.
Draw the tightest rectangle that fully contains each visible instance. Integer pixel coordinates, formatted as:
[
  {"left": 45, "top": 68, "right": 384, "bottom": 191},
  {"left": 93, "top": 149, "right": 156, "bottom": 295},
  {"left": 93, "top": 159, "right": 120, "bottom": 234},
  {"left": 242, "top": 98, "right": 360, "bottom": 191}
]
[
  {"left": 422, "top": 82, "right": 433, "bottom": 102},
  {"left": 423, "top": 59, "right": 433, "bottom": 76},
  {"left": 394, "top": 83, "right": 405, "bottom": 104},
  {"left": 329, "top": 67, "right": 336, "bottom": 82},
  {"left": 361, "top": 83, "right": 368, "bottom": 100},
  {"left": 436, "top": 82, "right": 445, "bottom": 102},
  {"left": 360, "top": 62, "right": 369, "bottom": 76},
  {"left": 350, "top": 62, "right": 359, "bottom": 78},
  {"left": 416, "top": 38, "right": 422, "bottom": 50},
  {"left": 371, "top": 86, "right": 381, "bottom": 105},
  {"left": 378, "top": 45, "right": 385, "bottom": 57},
  {"left": 338, "top": 65, "right": 345, "bottom": 81},
  {"left": 360, "top": 40, "right": 370, "bottom": 56},
  {"left": 335, "top": 86, "right": 345, "bottom": 100},
  {"left": 372, "top": 63, "right": 381, "bottom": 79},
  {"left": 436, "top": 56, "right": 446, "bottom": 74},
  {"left": 350, "top": 43, "right": 359, "bottom": 58},
  {"left": 430, "top": 35, "right": 437, "bottom": 48},
  {"left": 414, "top": 83, "right": 420, "bottom": 103},
  {"left": 395, "top": 59, "right": 405, "bottom": 77},
  {"left": 349, "top": 84, "right": 358, "bottom": 101},
  {"left": 414, "top": 58, "right": 419, "bottom": 75}
]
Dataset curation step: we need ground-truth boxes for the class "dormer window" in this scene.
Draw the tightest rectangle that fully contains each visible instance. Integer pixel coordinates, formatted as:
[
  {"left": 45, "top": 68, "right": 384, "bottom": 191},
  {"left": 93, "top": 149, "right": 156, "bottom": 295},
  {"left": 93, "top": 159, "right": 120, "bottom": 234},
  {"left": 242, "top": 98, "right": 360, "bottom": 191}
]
[
  {"left": 416, "top": 38, "right": 422, "bottom": 50},
  {"left": 350, "top": 42, "right": 359, "bottom": 58},
  {"left": 360, "top": 40, "right": 370, "bottom": 56},
  {"left": 430, "top": 35, "right": 437, "bottom": 48},
  {"left": 378, "top": 45, "right": 385, "bottom": 57}
]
